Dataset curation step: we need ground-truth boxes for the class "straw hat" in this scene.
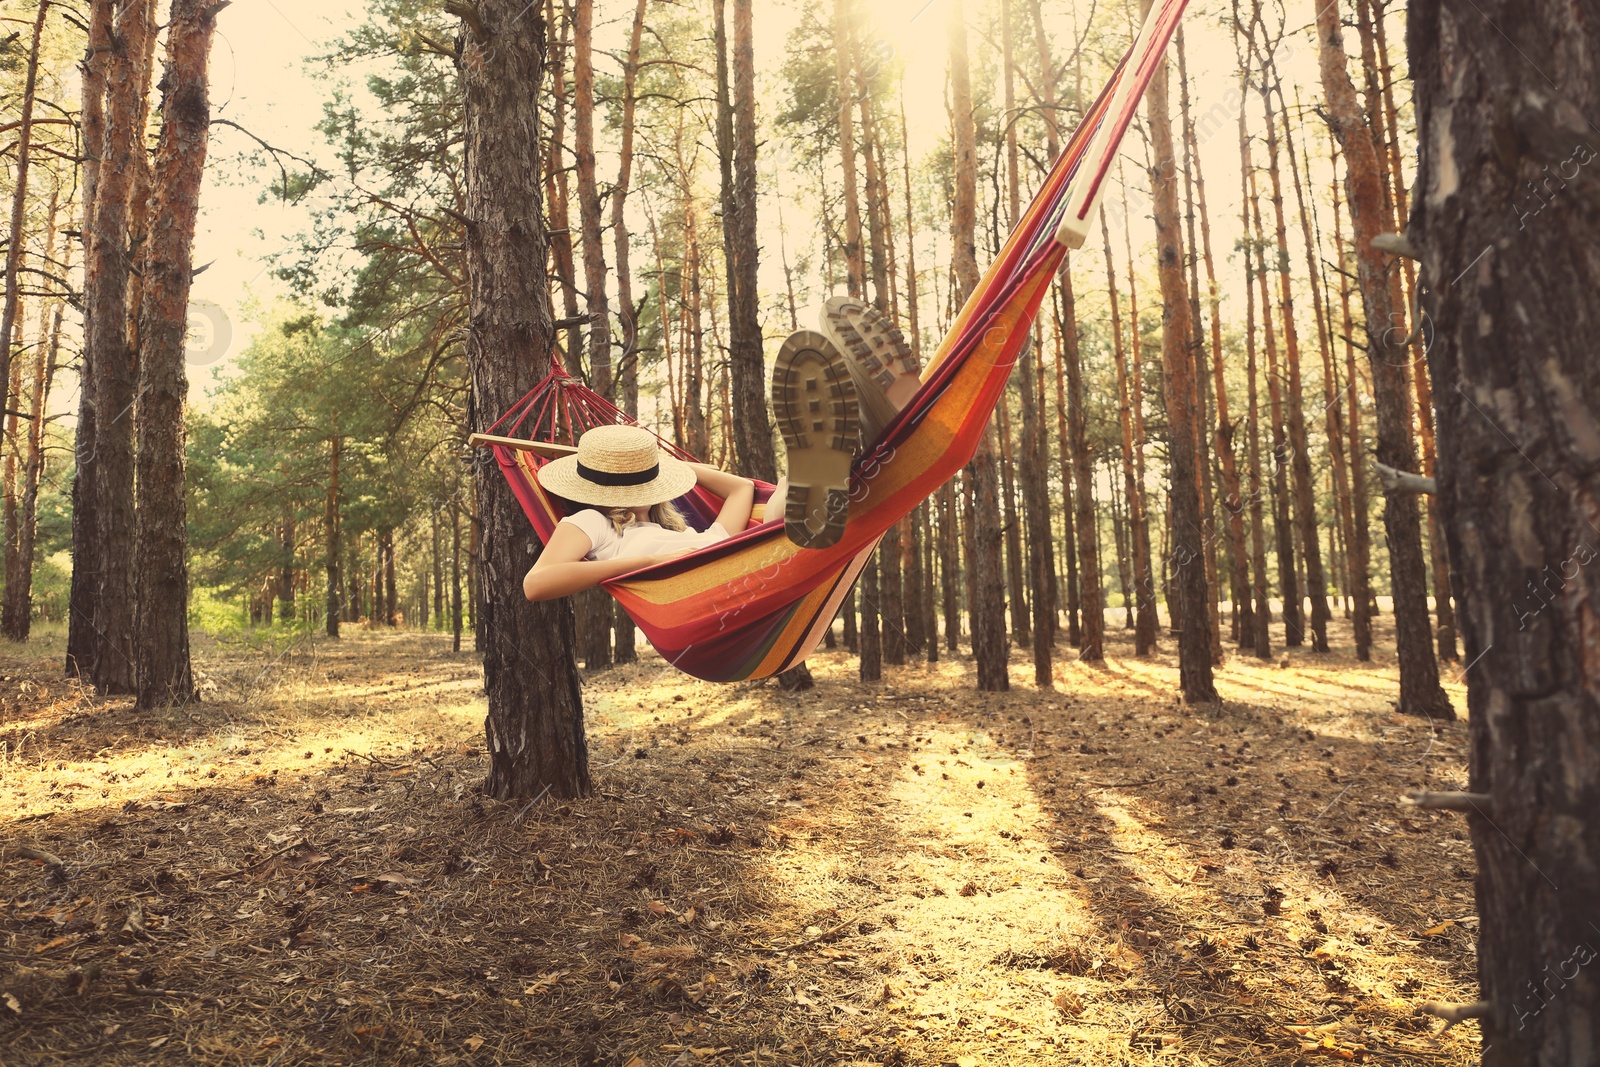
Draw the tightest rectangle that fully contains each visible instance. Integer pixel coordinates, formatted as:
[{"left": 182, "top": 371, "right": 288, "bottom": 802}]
[{"left": 536, "top": 424, "right": 696, "bottom": 508}]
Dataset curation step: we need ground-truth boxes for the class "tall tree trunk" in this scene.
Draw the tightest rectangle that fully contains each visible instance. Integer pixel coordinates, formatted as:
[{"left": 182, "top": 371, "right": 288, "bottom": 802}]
[
  {"left": 0, "top": 0, "right": 49, "bottom": 430},
  {"left": 376, "top": 528, "right": 391, "bottom": 625},
  {"left": 4, "top": 324, "right": 27, "bottom": 615},
  {"left": 3, "top": 187, "right": 57, "bottom": 640},
  {"left": 451, "top": 495, "right": 464, "bottom": 653},
  {"left": 1258, "top": 72, "right": 1331, "bottom": 652},
  {"left": 431, "top": 503, "right": 444, "bottom": 628},
  {"left": 1175, "top": 28, "right": 1223, "bottom": 665},
  {"left": 1284, "top": 79, "right": 1357, "bottom": 656},
  {"left": 7, "top": 221, "right": 67, "bottom": 642},
  {"left": 1061, "top": 257, "right": 1102, "bottom": 662},
  {"left": 1143, "top": 10, "right": 1216, "bottom": 703},
  {"left": 997, "top": 395, "right": 1029, "bottom": 647},
  {"left": 78, "top": 0, "right": 156, "bottom": 693},
  {"left": 1051, "top": 288, "right": 1082, "bottom": 648},
  {"left": 1368, "top": 0, "right": 1457, "bottom": 663},
  {"left": 609, "top": 0, "right": 647, "bottom": 665},
  {"left": 1237, "top": 95, "right": 1274, "bottom": 661},
  {"left": 543, "top": 0, "right": 582, "bottom": 364},
  {"left": 832, "top": 0, "right": 865, "bottom": 302},
  {"left": 1102, "top": 214, "right": 1151, "bottom": 655},
  {"left": 1330, "top": 147, "right": 1374, "bottom": 660},
  {"left": 1247, "top": 160, "right": 1301, "bottom": 650},
  {"left": 1317, "top": 0, "right": 1451, "bottom": 719},
  {"left": 66, "top": 0, "right": 114, "bottom": 679},
  {"left": 939, "top": 483, "right": 959, "bottom": 652},
  {"left": 279, "top": 511, "right": 297, "bottom": 623},
  {"left": 133, "top": 0, "right": 218, "bottom": 705},
  {"left": 950, "top": 0, "right": 1007, "bottom": 690},
  {"left": 327, "top": 435, "right": 342, "bottom": 639},
  {"left": 1120, "top": 174, "right": 1160, "bottom": 649},
  {"left": 855, "top": 70, "right": 905, "bottom": 671},
  {"left": 459, "top": 0, "right": 590, "bottom": 797},
  {"left": 1410, "top": 4, "right": 1598, "bottom": 1057},
  {"left": 1196, "top": 137, "right": 1252, "bottom": 649},
  {"left": 572, "top": 0, "right": 613, "bottom": 671},
  {"left": 717, "top": 0, "right": 774, "bottom": 482}
]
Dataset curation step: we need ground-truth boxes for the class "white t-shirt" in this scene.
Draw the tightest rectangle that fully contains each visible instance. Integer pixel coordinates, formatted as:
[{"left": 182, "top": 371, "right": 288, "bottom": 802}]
[{"left": 559, "top": 508, "right": 729, "bottom": 562}]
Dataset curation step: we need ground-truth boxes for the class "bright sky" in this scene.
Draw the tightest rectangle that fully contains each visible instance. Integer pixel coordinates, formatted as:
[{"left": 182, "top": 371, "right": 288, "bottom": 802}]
[{"left": 179, "top": 0, "right": 1352, "bottom": 405}]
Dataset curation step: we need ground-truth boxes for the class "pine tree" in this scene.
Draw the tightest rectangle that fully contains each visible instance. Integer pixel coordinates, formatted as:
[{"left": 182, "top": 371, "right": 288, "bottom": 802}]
[
  {"left": 1317, "top": 0, "right": 1450, "bottom": 720},
  {"left": 459, "top": 0, "right": 590, "bottom": 798}
]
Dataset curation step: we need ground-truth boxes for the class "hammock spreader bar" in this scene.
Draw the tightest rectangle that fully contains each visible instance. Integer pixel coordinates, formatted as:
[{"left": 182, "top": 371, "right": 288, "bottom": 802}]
[{"left": 478, "top": 0, "right": 1190, "bottom": 682}]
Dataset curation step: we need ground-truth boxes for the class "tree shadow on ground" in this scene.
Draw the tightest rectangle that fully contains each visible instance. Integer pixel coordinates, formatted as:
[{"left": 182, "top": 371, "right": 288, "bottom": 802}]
[{"left": 1, "top": 620, "right": 1478, "bottom": 1066}]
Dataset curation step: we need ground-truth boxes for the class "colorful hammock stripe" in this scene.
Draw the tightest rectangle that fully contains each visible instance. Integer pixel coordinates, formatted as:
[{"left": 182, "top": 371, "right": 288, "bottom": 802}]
[{"left": 487, "top": 0, "right": 1189, "bottom": 681}]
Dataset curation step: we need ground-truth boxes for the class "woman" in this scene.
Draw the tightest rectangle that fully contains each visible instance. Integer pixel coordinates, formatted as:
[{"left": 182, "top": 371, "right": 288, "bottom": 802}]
[
  {"left": 522, "top": 305, "right": 918, "bottom": 601},
  {"left": 522, "top": 424, "right": 760, "bottom": 602}
]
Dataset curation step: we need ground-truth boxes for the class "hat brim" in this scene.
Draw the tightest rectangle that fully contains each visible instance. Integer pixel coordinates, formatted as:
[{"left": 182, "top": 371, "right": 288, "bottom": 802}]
[{"left": 536, "top": 451, "right": 698, "bottom": 509}]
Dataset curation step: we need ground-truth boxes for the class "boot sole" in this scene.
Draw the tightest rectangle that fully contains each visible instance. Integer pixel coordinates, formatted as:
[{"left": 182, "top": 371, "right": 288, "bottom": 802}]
[
  {"left": 821, "top": 298, "right": 919, "bottom": 437},
  {"left": 772, "top": 330, "right": 857, "bottom": 549}
]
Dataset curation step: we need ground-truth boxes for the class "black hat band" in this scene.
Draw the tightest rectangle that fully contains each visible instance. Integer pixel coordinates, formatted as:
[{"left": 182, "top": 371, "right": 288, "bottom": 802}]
[{"left": 577, "top": 461, "right": 660, "bottom": 487}]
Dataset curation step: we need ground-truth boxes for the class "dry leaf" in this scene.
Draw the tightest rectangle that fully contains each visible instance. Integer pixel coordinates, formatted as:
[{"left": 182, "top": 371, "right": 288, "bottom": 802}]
[
  {"left": 647, "top": 900, "right": 671, "bottom": 916},
  {"left": 463, "top": 1035, "right": 486, "bottom": 1051},
  {"left": 677, "top": 906, "right": 697, "bottom": 925},
  {"left": 523, "top": 970, "right": 569, "bottom": 995},
  {"left": 1053, "top": 989, "right": 1084, "bottom": 1016},
  {"left": 1420, "top": 920, "right": 1456, "bottom": 937},
  {"left": 3, "top": 993, "right": 20, "bottom": 1014}
]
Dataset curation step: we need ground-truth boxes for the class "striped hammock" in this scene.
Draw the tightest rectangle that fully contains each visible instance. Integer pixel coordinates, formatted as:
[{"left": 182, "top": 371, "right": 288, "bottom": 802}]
[{"left": 481, "top": 0, "right": 1189, "bottom": 682}]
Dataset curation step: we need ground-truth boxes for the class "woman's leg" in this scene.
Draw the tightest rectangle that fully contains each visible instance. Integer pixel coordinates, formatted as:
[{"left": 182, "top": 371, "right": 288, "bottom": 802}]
[{"left": 764, "top": 476, "right": 787, "bottom": 524}]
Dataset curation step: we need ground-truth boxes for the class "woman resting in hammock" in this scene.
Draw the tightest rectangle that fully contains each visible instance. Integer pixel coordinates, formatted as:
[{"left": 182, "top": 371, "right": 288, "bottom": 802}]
[{"left": 522, "top": 298, "right": 920, "bottom": 602}]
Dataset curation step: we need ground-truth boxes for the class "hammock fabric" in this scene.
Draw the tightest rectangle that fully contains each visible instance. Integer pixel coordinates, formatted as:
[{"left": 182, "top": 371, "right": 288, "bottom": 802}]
[{"left": 485, "top": 0, "right": 1190, "bottom": 682}]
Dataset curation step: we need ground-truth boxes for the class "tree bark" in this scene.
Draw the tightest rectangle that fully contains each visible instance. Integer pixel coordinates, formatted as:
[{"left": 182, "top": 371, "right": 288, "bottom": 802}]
[
  {"left": 451, "top": 495, "right": 463, "bottom": 653},
  {"left": 279, "top": 512, "right": 297, "bottom": 624},
  {"left": 1061, "top": 256, "right": 1102, "bottom": 663},
  {"left": 1102, "top": 213, "right": 1151, "bottom": 655},
  {"left": 715, "top": 0, "right": 774, "bottom": 483},
  {"left": 3, "top": 186, "right": 60, "bottom": 641},
  {"left": 1051, "top": 285, "right": 1082, "bottom": 648},
  {"left": 1330, "top": 142, "right": 1375, "bottom": 660},
  {"left": 66, "top": 0, "right": 114, "bottom": 679},
  {"left": 1318, "top": 0, "right": 1451, "bottom": 719},
  {"left": 1248, "top": 162, "right": 1300, "bottom": 650},
  {"left": 81, "top": 0, "right": 156, "bottom": 693},
  {"left": 1410, "top": 0, "right": 1599, "bottom": 1057},
  {"left": 1176, "top": 27, "right": 1223, "bottom": 665},
  {"left": 949, "top": 0, "right": 1007, "bottom": 690},
  {"left": 1258, "top": 70, "right": 1331, "bottom": 652},
  {"left": 1119, "top": 173, "right": 1160, "bottom": 650},
  {"left": 459, "top": 0, "right": 589, "bottom": 798},
  {"left": 1143, "top": 6, "right": 1215, "bottom": 703},
  {"left": 0, "top": 0, "right": 49, "bottom": 431},
  {"left": 327, "top": 434, "right": 342, "bottom": 639},
  {"left": 133, "top": 0, "right": 219, "bottom": 705},
  {"left": 571, "top": 0, "right": 613, "bottom": 671}
]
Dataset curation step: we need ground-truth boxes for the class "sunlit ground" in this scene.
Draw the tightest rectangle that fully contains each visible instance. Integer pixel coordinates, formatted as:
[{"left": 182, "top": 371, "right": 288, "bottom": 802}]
[{"left": 2, "top": 613, "right": 1476, "bottom": 1065}]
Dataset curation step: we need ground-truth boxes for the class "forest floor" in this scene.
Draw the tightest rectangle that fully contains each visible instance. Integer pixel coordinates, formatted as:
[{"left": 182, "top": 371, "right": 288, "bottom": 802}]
[{"left": 1, "top": 615, "right": 1481, "bottom": 1066}]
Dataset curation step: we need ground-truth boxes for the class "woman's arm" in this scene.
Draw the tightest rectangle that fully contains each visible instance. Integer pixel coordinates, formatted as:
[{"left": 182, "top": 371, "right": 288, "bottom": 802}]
[
  {"left": 523, "top": 524, "right": 684, "bottom": 601},
  {"left": 687, "top": 461, "right": 756, "bottom": 533}
]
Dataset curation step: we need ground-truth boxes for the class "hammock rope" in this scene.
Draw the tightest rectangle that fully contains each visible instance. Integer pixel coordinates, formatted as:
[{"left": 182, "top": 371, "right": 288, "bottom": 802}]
[{"left": 479, "top": 0, "right": 1191, "bottom": 682}]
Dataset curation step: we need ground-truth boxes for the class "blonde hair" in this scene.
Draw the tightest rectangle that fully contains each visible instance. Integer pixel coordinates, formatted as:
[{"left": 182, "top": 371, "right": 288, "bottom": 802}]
[{"left": 605, "top": 500, "right": 688, "bottom": 535}]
